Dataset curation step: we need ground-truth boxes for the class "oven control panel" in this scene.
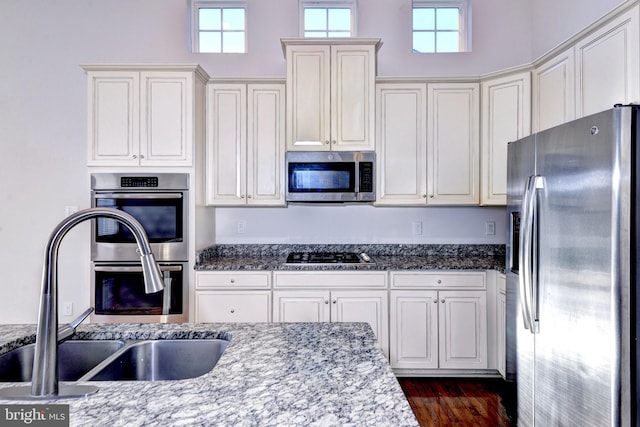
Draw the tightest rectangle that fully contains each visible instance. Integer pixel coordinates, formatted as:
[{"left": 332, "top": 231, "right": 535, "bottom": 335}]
[{"left": 120, "top": 177, "right": 159, "bottom": 187}]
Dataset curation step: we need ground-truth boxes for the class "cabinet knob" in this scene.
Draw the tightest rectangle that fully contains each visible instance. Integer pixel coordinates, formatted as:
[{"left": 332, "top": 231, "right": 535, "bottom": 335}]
[
  {"left": 132, "top": 154, "right": 137, "bottom": 159},
  {"left": 433, "top": 298, "right": 438, "bottom": 303},
  {"left": 324, "top": 300, "right": 329, "bottom": 304},
  {"left": 437, "top": 279, "right": 442, "bottom": 284},
  {"left": 324, "top": 140, "right": 330, "bottom": 145},
  {"left": 332, "top": 300, "right": 337, "bottom": 304},
  {"left": 230, "top": 279, "right": 235, "bottom": 283},
  {"left": 140, "top": 154, "right": 144, "bottom": 159},
  {"left": 441, "top": 299, "right": 445, "bottom": 303},
  {"left": 422, "top": 194, "right": 427, "bottom": 198},
  {"left": 430, "top": 195, "right": 435, "bottom": 199},
  {"left": 247, "top": 195, "right": 252, "bottom": 199},
  {"left": 230, "top": 309, "right": 235, "bottom": 313},
  {"left": 331, "top": 140, "right": 336, "bottom": 145},
  {"left": 241, "top": 195, "right": 245, "bottom": 199}
]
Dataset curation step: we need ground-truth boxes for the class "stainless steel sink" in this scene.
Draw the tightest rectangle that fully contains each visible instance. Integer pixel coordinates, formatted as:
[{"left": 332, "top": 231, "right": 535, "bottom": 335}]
[
  {"left": 0, "top": 340, "right": 126, "bottom": 382},
  {"left": 81, "top": 339, "right": 229, "bottom": 381}
]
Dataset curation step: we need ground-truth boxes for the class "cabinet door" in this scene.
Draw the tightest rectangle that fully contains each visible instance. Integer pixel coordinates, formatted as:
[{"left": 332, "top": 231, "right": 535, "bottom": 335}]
[
  {"left": 273, "top": 291, "right": 330, "bottom": 322},
  {"left": 87, "top": 71, "right": 140, "bottom": 166},
  {"left": 195, "top": 291, "right": 271, "bottom": 322},
  {"left": 206, "top": 84, "right": 247, "bottom": 205},
  {"left": 331, "top": 291, "right": 389, "bottom": 358},
  {"left": 331, "top": 44, "right": 376, "bottom": 151},
  {"left": 140, "top": 72, "right": 193, "bottom": 166},
  {"left": 375, "top": 83, "right": 428, "bottom": 205},
  {"left": 575, "top": 8, "right": 640, "bottom": 117},
  {"left": 390, "top": 291, "right": 439, "bottom": 369},
  {"left": 532, "top": 47, "right": 575, "bottom": 132},
  {"left": 247, "top": 84, "right": 286, "bottom": 205},
  {"left": 427, "top": 83, "right": 480, "bottom": 205},
  {"left": 286, "top": 45, "right": 331, "bottom": 150},
  {"left": 481, "top": 73, "right": 531, "bottom": 205},
  {"left": 438, "top": 290, "right": 487, "bottom": 369}
]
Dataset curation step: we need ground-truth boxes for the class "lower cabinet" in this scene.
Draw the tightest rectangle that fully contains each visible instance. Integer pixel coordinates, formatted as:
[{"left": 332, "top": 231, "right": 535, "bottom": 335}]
[
  {"left": 273, "top": 290, "right": 389, "bottom": 359},
  {"left": 389, "top": 271, "right": 488, "bottom": 373},
  {"left": 196, "top": 291, "right": 271, "bottom": 322}
]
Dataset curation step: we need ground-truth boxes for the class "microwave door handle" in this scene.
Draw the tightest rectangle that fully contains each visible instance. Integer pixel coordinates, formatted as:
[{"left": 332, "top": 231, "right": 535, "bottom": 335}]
[
  {"left": 161, "top": 271, "right": 172, "bottom": 315},
  {"left": 94, "top": 193, "right": 183, "bottom": 199}
]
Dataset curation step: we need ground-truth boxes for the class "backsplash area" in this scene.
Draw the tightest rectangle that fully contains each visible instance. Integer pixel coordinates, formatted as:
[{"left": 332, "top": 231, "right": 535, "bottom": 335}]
[{"left": 213, "top": 205, "right": 507, "bottom": 244}]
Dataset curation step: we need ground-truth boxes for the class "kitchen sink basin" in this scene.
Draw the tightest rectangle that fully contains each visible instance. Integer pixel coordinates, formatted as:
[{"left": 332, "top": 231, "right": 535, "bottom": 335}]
[
  {"left": 0, "top": 340, "right": 126, "bottom": 382},
  {"left": 82, "top": 339, "right": 229, "bottom": 381}
]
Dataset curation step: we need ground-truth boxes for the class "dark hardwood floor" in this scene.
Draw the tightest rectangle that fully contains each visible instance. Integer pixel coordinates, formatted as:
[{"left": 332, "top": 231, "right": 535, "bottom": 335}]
[{"left": 398, "top": 378, "right": 517, "bottom": 427}]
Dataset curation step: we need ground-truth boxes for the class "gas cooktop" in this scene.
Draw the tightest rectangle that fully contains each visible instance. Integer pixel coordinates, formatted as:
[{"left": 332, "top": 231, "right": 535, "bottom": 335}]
[{"left": 285, "top": 252, "right": 374, "bottom": 265}]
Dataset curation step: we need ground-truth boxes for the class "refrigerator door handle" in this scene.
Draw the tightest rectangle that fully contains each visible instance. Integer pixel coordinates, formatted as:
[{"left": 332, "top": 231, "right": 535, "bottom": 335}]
[
  {"left": 519, "top": 175, "right": 543, "bottom": 333},
  {"left": 519, "top": 176, "right": 535, "bottom": 331}
]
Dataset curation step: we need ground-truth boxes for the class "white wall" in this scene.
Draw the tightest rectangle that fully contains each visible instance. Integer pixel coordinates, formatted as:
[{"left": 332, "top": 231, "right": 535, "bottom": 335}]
[{"left": 0, "top": 0, "right": 613, "bottom": 323}]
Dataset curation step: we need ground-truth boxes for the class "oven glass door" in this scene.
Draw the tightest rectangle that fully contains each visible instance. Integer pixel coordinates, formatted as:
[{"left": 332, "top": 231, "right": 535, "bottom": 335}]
[
  {"left": 94, "top": 193, "right": 184, "bottom": 244},
  {"left": 288, "top": 162, "right": 355, "bottom": 193},
  {"left": 93, "top": 264, "right": 183, "bottom": 315}
]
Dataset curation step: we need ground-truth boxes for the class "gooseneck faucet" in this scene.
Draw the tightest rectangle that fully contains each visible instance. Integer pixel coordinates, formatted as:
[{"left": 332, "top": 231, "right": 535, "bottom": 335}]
[{"left": 0, "top": 208, "right": 165, "bottom": 400}]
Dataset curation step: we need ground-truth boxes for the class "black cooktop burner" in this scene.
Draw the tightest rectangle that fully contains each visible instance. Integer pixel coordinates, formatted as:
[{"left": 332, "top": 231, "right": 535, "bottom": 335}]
[{"left": 285, "top": 252, "right": 371, "bottom": 264}]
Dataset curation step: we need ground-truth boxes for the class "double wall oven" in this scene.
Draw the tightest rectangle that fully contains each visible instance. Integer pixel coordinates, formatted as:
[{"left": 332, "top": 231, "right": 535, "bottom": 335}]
[{"left": 90, "top": 173, "right": 189, "bottom": 323}]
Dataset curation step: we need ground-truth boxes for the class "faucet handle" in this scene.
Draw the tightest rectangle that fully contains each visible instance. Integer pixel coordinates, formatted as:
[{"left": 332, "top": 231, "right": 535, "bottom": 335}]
[{"left": 58, "top": 307, "right": 94, "bottom": 343}]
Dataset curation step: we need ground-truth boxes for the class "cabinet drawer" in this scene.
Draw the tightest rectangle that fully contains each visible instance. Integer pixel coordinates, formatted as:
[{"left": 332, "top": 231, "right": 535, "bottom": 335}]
[
  {"left": 195, "top": 291, "right": 271, "bottom": 322},
  {"left": 196, "top": 271, "right": 271, "bottom": 289},
  {"left": 274, "top": 271, "right": 387, "bottom": 289},
  {"left": 390, "top": 271, "right": 485, "bottom": 289}
]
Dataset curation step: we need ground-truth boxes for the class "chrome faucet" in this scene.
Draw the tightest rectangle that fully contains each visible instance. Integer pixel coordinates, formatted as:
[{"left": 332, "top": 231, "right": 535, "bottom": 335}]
[{"left": 0, "top": 208, "right": 165, "bottom": 400}]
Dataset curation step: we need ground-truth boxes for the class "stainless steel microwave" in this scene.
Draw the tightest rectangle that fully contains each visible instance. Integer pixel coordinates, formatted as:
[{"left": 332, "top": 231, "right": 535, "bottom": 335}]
[{"left": 285, "top": 151, "right": 375, "bottom": 202}]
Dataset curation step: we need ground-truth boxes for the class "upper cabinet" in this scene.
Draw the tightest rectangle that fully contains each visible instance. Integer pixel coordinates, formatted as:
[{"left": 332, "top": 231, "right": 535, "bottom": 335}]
[
  {"left": 205, "top": 82, "right": 286, "bottom": 206},
  {"left": 532, "top": 48, "right": 575, "bottom": 133},
  {"left": 481, "top": 72, "right": 531, "bottom": 205},
  {"left": 83, "top": 65, "right": 208, "bottom": 167},
  {"left": 427, "top": 83, "right": 480, "bottom": 205},
  {"left": 282, "top": 38, "right": 380, "bottom": 151}
]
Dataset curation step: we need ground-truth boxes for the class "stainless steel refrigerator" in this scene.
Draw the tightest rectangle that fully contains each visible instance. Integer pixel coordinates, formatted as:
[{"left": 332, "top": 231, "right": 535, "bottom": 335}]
[{"left": 506, "top": 105, "right": 638, "bottom": 426}]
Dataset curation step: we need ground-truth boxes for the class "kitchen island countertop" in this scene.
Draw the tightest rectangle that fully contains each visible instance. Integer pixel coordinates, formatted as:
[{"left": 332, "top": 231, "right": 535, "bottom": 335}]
[{"left": 0, "top": 322, "right": 418, "bottom": 427}]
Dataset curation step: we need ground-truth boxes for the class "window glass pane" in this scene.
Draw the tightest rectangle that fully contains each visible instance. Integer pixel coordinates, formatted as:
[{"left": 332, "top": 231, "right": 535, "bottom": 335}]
[
  {"left": 413, "top": 8, "right": 435, "bottom": 30},
  {"left": 328, "top": 8, "right": 350, "bottom": 31},
  {"left": 223, "top": 32, "right": 245, "bottom": 53},
  {"left": 222, "top": 8, "right": 245, "bottom": 30},
  {"left": 413, "top": 32, "right": 434, "bottom": 53},
  {"left": 305, "top": 9, "right": 327, "bottom": 31},
  {"left": 304, "top": 31, "right": 323, "bottom": 37},
  {"left": 437, "top": 8, "right": 459, "bottom": 30},
  {"left": 436, "top": 31, "right": 459, "bottom": 52},
  {"left": 200, "top": 32, "right": 221, "bottom": 53},
  {"left": 199, "top": 8, "right": 221, "bottom": 31},
  {"left": 328, "top": 31, "right": 350, "bottom": 38}
]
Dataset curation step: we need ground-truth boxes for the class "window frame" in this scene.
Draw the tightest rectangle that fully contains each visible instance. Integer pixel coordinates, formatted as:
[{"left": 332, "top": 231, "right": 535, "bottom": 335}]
[
  {"left": 189, "top": 0, "right": 247, "bottom": 53},
  {"left": 412, "top": 0, "right": 471, "bottom": 53},
  {"left": 298, "top": 0, "right": 357, "bottom": 38}
]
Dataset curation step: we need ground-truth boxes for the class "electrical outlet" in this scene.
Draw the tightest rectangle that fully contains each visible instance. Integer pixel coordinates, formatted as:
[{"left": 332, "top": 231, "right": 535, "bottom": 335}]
[
  {"left": 63, "top": 301, "right": 73, "bottom": 316},
  {"left": 485, "top": 221, "right": 496, "bottom": 236},
  {"left": 237, "top": 220, "right": 247, "bottom": 234},
  {"left": 412, "top": 221, "right": 423, "bottom": 235}
]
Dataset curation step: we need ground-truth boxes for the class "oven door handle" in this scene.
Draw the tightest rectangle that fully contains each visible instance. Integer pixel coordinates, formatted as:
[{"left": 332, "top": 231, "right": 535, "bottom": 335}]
[
  {"left": 93, "top": 265, "right": 183, "bottom": 273},
  {"left": 94, "top": 193, "right": 183, "bottom": 199}
]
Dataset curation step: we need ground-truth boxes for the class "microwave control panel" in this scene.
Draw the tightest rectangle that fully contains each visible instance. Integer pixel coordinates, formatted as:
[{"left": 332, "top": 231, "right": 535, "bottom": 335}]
[{"left": 359, "top": 162, "right": 374, "bottom": 193}]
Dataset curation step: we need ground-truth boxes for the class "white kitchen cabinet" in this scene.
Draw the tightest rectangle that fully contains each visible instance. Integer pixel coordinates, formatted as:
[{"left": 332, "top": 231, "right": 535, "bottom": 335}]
[
  {"left": 282, "top": 38, "right": 380, "bottom": 151},
  {"left": 194, "top": 271, "right": 272, "bottom": 322},
  {"left": 575, "top": 7, "right": 639, "bottom": 118},
  {"left": 84, "top": 66, "right": 207, "bottom": 166},
  {"left": 480, "top": 72, "right": 531, "bottom": 205},
  {"left": 205, "top": 82, "right": 285, "bottom": 206},
  {"left": 273, "top": 290, "right": 389, "bottom": 358},
  {"left": 375, "top": 83, "right": 428, "bottom": 205},
  {"left": 532, "top": 47, "right": 575, "bottom": 132},
  {"left": 497, "top": 274, "right": 506, "bottom": 378},
  {"left": 427, "top": 83, "right": 480, "bottom": 205},
  {"left": 390, "top": 271, "right": 488, "bottom": 372}
]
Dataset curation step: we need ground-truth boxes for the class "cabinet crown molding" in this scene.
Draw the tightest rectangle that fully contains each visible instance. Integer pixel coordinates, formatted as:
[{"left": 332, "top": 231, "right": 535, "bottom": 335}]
[
  {"left": 280, "top": 37, "right": 383, "bottom": 57},
  {"left": 80, "top": 63, "right": 210, "bottom": 82}
]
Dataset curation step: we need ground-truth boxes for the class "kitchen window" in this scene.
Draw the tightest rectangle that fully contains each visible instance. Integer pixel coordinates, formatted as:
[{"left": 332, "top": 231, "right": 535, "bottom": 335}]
[
  {"left": 189, "top": 1, "right": 246, "bottom": 53},
  {"left": 412, "top": 0, "right": 471, "bottom": 53},
  {"left": 299, "top": 0, "right": 355, "bottom": 37}
]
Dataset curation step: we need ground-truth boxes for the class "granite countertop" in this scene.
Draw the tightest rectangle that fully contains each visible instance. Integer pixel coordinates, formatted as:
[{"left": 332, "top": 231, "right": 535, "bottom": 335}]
[
  {"left": 196, "top": 244, "right": 506, "bottom": 273},
  {"left": 0, "top": 322, "right": 418, "bottom": 427}
]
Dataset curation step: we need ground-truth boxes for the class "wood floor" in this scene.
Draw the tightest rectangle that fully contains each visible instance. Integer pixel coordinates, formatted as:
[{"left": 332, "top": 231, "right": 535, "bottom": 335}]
[{"left": 398, "top": 378, "right": 517, "bottom": 427}]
